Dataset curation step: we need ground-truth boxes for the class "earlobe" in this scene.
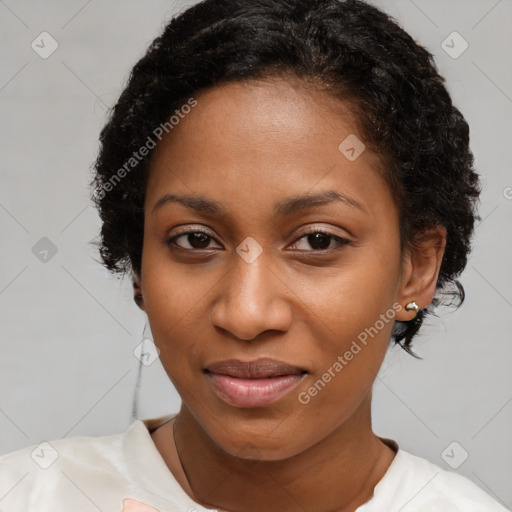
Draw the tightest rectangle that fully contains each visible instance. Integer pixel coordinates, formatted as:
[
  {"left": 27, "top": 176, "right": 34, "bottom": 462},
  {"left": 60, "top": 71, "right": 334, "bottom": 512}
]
[
  {"left": 395, "top": 226, "right": 446, "bottom": 321},
  {"left": 133, "top": 274, "right": 145, "bottom": 311}
]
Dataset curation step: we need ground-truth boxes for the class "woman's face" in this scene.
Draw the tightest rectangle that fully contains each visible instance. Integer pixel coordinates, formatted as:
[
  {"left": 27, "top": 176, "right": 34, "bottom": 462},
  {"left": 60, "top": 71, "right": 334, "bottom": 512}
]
[{"left": 141, "top": 78, "right": 408, "bottom": 460}]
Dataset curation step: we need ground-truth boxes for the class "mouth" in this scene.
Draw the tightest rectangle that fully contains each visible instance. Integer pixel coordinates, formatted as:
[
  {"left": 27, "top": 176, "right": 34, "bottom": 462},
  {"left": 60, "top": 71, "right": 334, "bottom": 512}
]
[{"left": 204, "top": 358, "right": 308, "bottom": 408}]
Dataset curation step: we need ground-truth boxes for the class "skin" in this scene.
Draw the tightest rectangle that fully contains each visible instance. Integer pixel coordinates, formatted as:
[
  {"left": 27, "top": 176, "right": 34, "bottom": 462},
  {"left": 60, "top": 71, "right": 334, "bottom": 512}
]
[{"left": 134, "top": 77, "right": 446, "bottom": 512}]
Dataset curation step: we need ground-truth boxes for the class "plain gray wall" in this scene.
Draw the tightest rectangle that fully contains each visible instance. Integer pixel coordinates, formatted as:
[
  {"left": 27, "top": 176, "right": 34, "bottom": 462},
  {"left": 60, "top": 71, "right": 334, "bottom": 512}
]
[{"left": 1, "top": 0, "right": 511, "bottom": 507}]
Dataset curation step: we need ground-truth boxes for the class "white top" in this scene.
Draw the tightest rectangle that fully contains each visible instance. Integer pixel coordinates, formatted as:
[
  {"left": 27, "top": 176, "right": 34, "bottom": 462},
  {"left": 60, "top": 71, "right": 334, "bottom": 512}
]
[{"left": 0, "top": 414, "right": 509, "bottom": 512}]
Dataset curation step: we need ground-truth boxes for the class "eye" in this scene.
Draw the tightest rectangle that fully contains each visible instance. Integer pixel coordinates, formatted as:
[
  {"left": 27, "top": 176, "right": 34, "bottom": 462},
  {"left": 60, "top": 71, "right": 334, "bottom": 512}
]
[
  {"left": 166, "top": 227, "right": 350, "bottom": 253},
  {"left": 166, "top": 229, "right": 221, "bottom": 250},
  {"left": 289, "top": 229, "right": 350, "bottom": 252}
]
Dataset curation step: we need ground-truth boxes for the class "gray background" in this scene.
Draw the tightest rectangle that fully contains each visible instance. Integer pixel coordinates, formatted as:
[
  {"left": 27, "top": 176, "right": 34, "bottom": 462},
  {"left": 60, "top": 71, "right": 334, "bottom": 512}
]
[{"left": 1, "top": 0, "right": 511, "bottom": 508}]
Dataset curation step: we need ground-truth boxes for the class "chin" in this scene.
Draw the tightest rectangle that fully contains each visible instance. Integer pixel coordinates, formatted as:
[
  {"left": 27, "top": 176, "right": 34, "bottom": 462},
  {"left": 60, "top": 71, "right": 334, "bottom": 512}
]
[{"left": 206, "top": 419, "right": 309, "bottom": 462}]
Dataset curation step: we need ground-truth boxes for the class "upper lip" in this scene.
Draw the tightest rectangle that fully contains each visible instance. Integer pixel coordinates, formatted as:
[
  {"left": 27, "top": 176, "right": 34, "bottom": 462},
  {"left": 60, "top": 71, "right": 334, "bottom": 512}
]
[{"left": 205, "top": 358, "right": 307, "bottom": 378}]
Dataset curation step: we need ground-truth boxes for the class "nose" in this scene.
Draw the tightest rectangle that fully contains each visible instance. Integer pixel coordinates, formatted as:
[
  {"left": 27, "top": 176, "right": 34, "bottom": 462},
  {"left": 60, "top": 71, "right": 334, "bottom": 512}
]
[{"left": 208, "top": 252, "right": 293, "bottom": 341}]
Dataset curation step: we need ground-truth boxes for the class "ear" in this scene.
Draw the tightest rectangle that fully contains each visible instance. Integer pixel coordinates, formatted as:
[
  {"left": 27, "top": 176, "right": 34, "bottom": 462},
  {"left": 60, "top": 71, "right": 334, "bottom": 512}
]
[
  {"left": 395, "top": 226, "right": 446, "bottom": 321},
  {"left": 133, "top": 273, "right": 145, "bottom": 311}
]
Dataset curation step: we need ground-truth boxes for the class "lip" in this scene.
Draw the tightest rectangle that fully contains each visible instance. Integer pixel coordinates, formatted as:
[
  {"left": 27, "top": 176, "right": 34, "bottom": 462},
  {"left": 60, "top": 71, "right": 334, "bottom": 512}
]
[{"left": 205, "top": 358, "right": 307, "bottom": 408}]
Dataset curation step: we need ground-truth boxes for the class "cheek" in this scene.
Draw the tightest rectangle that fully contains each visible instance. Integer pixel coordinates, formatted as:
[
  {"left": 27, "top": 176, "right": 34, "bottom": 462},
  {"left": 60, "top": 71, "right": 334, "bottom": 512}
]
[
  {"left": 304, "top": 240, "right": 401, "bottom": 343},
  {"left": 140, "top": 243, "right": 220, "bottom": 381},
  {"left": 290, "top": 291, "right": 397, "bottom": 455},
  {"left": 294, "top": 243, "right": 401, "bottom": 402}
]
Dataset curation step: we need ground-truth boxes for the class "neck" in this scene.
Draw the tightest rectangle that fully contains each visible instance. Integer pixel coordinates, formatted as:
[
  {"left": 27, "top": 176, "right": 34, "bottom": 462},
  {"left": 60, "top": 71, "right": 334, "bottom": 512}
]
[{"left": 171, "top": 392, "right": 396, "bottom": 512}]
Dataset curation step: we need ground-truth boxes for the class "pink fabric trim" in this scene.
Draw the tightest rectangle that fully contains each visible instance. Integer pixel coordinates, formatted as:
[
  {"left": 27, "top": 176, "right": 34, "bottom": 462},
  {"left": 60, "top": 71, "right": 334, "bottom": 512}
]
[{"left": 122, "top": 498, "right": 159, "bottom": 511}]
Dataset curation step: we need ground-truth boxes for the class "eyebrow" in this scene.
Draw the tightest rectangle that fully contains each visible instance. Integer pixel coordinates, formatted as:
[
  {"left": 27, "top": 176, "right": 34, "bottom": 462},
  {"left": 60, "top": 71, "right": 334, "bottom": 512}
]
[{"left": 151, "top": 190, "right": 367, "bottom": 216}]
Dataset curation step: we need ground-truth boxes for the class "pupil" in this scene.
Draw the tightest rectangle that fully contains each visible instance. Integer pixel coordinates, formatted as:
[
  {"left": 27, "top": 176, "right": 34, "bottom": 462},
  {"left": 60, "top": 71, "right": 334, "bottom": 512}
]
[
  {"left": 308, "top": 233, "right": 330, "bottom": 250},
  {"left": 189, "top": 233, "right": 210, "bottom": 249}
]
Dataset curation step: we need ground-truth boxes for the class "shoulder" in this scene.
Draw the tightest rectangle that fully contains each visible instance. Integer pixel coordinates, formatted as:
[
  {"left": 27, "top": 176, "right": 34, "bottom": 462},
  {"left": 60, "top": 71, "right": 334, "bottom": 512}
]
[
  {"left": 382, "top": 448, "right": 510, "bottom": 512},
  {"left": 0, "top": 429, "right": 126, "bottom": 510},
  {"left": 0, "top": 415, "right": 182, "bottom": 511}
]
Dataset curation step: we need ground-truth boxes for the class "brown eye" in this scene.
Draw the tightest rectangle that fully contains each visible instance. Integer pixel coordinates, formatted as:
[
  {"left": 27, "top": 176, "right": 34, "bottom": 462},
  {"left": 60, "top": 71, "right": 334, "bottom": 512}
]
[
  {"left": 306, "top": 233, "right": 332, "bottom": 250},
  {"left": 290, "top": 230, "right": 350, "bottom": 252},
  {"left": 166, "top": 230, "right": 220, "bottom": 250},
  {"left": 183, "top": 232, "right": 211, "bottom": 249}
]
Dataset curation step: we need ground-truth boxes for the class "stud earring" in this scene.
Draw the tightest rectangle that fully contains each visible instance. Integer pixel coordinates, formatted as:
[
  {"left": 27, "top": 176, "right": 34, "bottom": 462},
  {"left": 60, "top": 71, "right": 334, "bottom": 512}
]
[{"left": 405, "top": 301, "right": 419, "bottom": 312}]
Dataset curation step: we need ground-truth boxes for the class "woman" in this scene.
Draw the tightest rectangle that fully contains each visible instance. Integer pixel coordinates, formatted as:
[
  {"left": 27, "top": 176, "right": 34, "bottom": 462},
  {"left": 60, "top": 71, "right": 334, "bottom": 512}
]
[{"left": 0, "top": 0, "right": 508, "bottom": 510}]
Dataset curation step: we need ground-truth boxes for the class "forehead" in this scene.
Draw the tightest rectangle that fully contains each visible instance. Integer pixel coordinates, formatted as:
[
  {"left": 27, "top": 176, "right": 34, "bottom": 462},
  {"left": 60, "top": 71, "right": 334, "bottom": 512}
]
[
  {"left": 145, "top": 78, "right": 393, "bottom": 218},
  {"left": 150, "top": 77, "right": 364, "bottom": 161}
]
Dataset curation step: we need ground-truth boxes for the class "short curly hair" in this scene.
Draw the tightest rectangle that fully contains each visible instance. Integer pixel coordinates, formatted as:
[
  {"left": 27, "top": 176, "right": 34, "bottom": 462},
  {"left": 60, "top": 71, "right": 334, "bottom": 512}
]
[{"left": 90, "top": 0, "right": 480, "bottom": 354}]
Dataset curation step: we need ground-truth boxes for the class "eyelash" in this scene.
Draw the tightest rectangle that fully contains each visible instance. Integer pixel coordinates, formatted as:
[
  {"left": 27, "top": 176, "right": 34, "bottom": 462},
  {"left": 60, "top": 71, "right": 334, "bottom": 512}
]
[{"left": 166, "top": 227, "right": 350, "bottom": 254}]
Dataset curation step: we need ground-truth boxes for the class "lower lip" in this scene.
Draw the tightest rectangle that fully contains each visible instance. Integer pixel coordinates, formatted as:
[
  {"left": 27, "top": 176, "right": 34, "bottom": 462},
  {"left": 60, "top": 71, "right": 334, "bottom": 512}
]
[{"left": 207, "top": 372, "right": 305, "bottom": 408}]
